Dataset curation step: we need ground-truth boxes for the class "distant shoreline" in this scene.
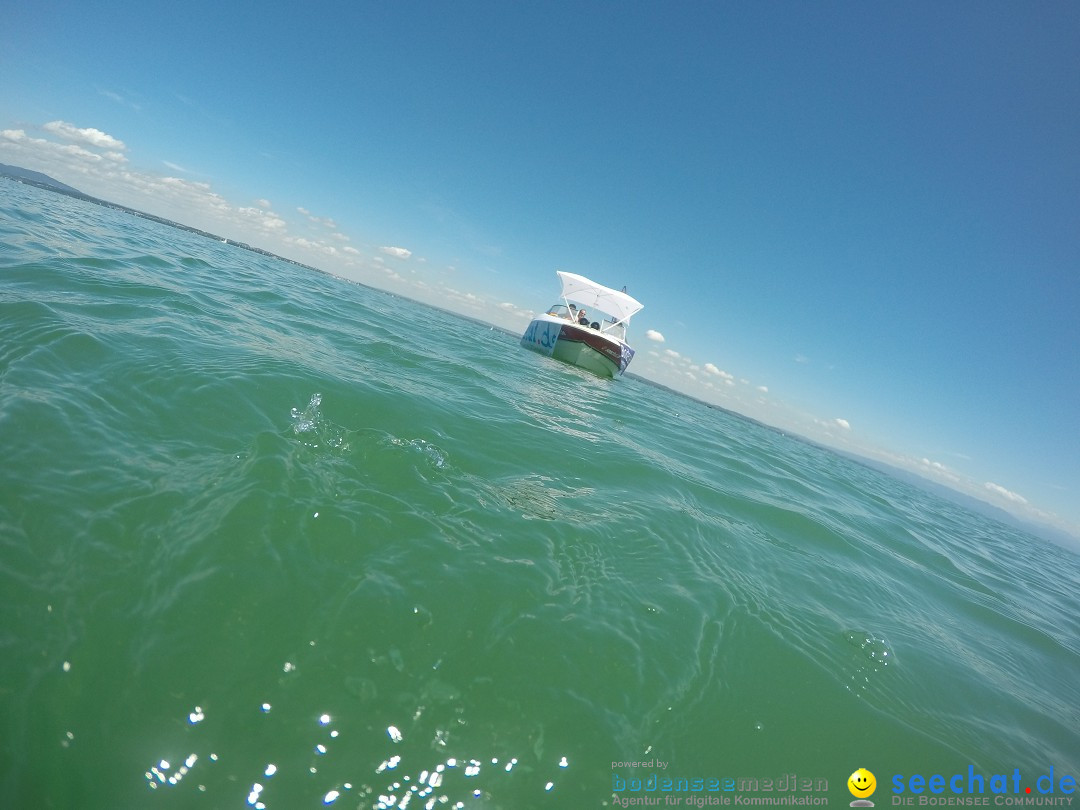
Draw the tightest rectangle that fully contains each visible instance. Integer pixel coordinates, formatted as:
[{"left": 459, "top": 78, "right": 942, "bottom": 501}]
[{"left": 0, "top": 166, "right": 326, "bottom": 278}]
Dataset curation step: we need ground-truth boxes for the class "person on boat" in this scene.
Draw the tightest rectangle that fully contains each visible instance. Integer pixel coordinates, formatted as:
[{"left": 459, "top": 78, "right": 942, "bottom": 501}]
[{"left": 577, "top": 308, "right": 589, "bottom": 325}]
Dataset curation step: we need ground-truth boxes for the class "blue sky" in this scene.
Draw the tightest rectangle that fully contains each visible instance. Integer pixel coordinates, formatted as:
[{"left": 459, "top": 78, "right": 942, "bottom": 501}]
[{"left": 2, "top": 1, "right": 1078, "bottom": 536}]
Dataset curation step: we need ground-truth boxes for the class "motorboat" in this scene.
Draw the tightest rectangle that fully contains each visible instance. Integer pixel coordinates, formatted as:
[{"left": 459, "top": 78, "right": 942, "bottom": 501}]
[{"left": 521, "top": 271, "right": 643, "bottom": 378}]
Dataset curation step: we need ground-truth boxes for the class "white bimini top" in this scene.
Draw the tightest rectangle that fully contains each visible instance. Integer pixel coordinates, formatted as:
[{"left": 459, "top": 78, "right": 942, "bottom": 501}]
[{"left": 556, "top": 271, "right": 643, "bottom": 325}]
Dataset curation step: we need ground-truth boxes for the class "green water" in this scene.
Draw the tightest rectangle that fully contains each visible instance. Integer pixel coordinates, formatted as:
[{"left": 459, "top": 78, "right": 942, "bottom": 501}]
[{"left": 2, "top": 178, "right": 1078, "bottom": 809}]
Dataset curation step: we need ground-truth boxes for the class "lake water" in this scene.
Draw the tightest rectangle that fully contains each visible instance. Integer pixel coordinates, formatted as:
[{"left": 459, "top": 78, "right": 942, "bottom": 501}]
[{"left": 2, "top": 178, "right": 1077, "bottom": 809}]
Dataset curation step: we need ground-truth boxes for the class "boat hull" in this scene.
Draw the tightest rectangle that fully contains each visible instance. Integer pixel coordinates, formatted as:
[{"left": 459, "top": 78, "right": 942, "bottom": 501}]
[{"left": 520, "top": 315, "right": 635, "bottom": 378}]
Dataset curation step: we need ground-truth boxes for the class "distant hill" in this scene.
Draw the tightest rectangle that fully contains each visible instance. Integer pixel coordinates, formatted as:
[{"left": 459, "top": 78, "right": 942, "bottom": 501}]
[{"left": 0, "top": 162, "right": 85, "bottom": 196}]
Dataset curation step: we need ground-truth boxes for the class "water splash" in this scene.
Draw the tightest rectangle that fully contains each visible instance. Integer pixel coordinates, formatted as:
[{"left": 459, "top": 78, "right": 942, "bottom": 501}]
[
  {"left": 290, "top": 392, "right": 323, "bottom": 435},
  {"left": 386, "top": 436, "right": 448, "bottom": 469},
  {"left": 842, "top": 629, "right": 897, "bottom": 697},
  {"left": 289, "top": 393, "right": 348, "bottom": 451},
  {"left": 844, "top": 630, "right": 896, "bottom": 667}
]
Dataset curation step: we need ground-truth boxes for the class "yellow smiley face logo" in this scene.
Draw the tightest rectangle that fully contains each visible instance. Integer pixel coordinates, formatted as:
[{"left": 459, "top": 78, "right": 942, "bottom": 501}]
[{"left": 848, "top": 768, "right": 877, "bottom": 798}]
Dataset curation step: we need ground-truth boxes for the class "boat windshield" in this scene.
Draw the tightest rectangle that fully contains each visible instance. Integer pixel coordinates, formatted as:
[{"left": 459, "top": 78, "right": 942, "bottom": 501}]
[
  {"left": 604, "top": 318, "right": 627, "bottom": 340},
  {"left": 545, "top": 303, "right": 628, "bottom": 339}
]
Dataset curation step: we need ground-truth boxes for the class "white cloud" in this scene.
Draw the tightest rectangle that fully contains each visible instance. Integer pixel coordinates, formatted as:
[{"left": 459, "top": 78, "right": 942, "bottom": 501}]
[
  {"left": 664, "top": 349, "right": 681, "bottom": 359},
  {"left": 757, "top": 385, "right": 768, "bottom": 394},
  {"left": 703, "top": 363, "right": 735, "bottom": 383},
  {"left": 284, "top": 235, "right": 338, "bottom": 257},
  {"left": 298, "top": 207, "right": 338, "bottom": 229},
  {"left": 43, "top": 120, "right": 126, "bottom": 151},
  {"left": 985, "top": 482, "right": 1028, "bottom": 505},
  {"left": 98, "top": 88, "right": 141, "bottom": 111},
  {"left": 498, "top": 301, "right": 533, "bottom": 321},
  {"left": 236, "top": 206, "right": 286, "bottom": 232},
  {"left": 380, "top": 246, "right": 412, "bottom": 260},
  {"left": 921, "top": 458, "right": 947, "bottom": 471},
  {"left": 255, "top": 198, "right": 272, "bottom": 209},
  {"left": 645, "top": 329, "right": 665, "bottom": 342},
  {"left": 834, "top": 418, "right": 851, "bottom": 430}
]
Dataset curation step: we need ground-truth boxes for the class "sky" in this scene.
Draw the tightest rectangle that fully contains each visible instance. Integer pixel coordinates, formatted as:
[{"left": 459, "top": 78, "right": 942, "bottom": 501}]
[{"left": 2, "top": 1, "right": 1078, "bottom": 538}]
